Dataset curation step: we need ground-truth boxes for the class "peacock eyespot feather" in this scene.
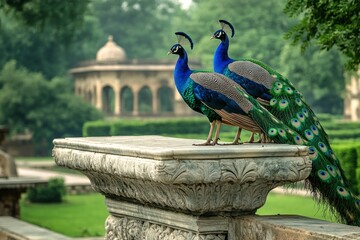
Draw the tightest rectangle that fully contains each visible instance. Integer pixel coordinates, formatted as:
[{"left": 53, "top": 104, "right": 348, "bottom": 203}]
[
  {"left": 294, "top": 135, "right": 304, "bottom": 145},
  {"left": 274, "top": 82, "right": 283, "bottom": 88},
  {"left": 326, "top": 165, "right": 337, "bottom": 177},
  {"left": 355, "top": 199, "right": 360, "bottom": 210},
  {"left": 297, "top": 112, "right": 306, "bottom": 122},
  {"left": 304, "top": 129, "right": 314, "bottom": 141},
  {"left": 273, "top": 87, "right": 281, "bottom": 95},
  {"left": 309, "top": 146, "right": 318, "bottom": 161},
  {"left": 284, "top": 87, "right": 293, "bottom": 95},
  {"left": 302, "top": 108, "right": 309, "bottom": 117},
  {"left": 318, "top": 142, "right": 328, "bottom": 153},
  {"left": 295, "top": 98, "right": 303, "bottom": 107},
  {"left": 278, "top": 128, "right": 287, "bottom": 138},
  {"left": 310, "top": 125, "right": 319, "bottom": 135},
  {"left": 337, "top": 186, "right": 350, "bottom": 198},
  {"left": 317, "top": 170, "right": 331, "bottom": 182},
  {"left": 270, "top": 98, "right": 277, "bottom": 106},
  {"left": 331, "top": 152, "right": 337, "bottom": 161},
  {"left": 278, "top": 99, "right": 289, "bottom": 110},
  {"left": 315, "top": 121, "right": 322, "bottom": 129},
  {"left": 268, "top": 128, "right": 278, "bottom": 136},
  {"left": 291, "top": 118, "right": 301, "bottom": 129}
]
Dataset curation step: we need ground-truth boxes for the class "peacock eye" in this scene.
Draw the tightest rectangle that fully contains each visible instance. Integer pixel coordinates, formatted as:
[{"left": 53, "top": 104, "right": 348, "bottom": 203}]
[{"left": 216, "top": 32, "right": 222, "bottom": 38}]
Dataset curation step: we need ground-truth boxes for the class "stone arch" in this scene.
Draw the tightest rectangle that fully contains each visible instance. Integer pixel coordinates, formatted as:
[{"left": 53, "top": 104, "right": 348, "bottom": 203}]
[
  {"left": 120, "top": 86, "right": 134, "bottom": 113},
  {"left": 102, "top": 85, "right": 115, "bottom": 114},
  {"left": 138, "top": 86, "right": 152, "bottom": 114},
  {"left": 158, "top": 86, "right": 174, "bottom": 112}
]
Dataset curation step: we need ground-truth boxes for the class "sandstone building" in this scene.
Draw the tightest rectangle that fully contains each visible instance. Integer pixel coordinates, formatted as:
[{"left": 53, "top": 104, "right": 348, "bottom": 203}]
[
  {"left": 70, "top": 36, "right": 198, "bottom": 117},
  {"left": 344, "top": 69, "right": 360, "bottom": 121}
]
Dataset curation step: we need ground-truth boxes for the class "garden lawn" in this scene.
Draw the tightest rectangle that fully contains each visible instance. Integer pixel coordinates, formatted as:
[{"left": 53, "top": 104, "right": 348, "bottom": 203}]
[
  {"left": 258, "top": 192, "right": 335, "bottom": 222},
  {"left": 20, "top": 192, "right": 337, "bottom": 237},
  {"left": 20, "top": 194, "right": 108, "bottom": 237}
]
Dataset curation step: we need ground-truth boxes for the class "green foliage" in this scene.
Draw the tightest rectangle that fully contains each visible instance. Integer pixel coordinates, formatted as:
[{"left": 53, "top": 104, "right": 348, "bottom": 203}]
[
  {"left": 0, "top": 0, "right": 94, "bottom": 78},
  {"left": 27, "top": 178, "right": 66, "bottom": 203},
  {"left": 0, "top": 61, "right": 103, "bottom": 154},
  {"left": 83, "top": 121, "right": 111, "bottom": 137},
  {"left": 284, "top": 0, "right": 360, "bottom": 70},
  {"left": 83, "top": 118, "right": 211, "bottom": 137},
  {"left": 332, "top": 145, "right": 359, "bottom": 194},
  {"left": 92, "top": 0, "right": 183, "bottom": 59}
]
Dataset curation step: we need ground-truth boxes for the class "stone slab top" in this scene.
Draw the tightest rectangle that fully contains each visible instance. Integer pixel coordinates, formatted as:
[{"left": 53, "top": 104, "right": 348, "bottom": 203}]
[
  {"left": 53, "top": 135, "right": 308, "bottom": 161},
  {"left": 0, "top": 177, "right": 47, "bottom": 189}
]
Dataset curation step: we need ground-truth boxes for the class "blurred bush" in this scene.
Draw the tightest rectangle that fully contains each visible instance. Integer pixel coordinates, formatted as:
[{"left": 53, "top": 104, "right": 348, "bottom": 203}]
[{"left": 27, "top": 177, "right": 66, "bottom": 203}]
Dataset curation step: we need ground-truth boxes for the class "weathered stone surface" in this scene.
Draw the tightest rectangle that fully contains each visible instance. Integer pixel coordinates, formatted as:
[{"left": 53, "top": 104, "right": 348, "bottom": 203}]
[
  {"left": 0, "top": 216, "right": 71, "bottom": 240},
  {"left": 53, "top": 136, "right": 311, "bottom": 216},
  {"left": 0, "top": 178, "right": 47, "bottom": 217},
  {"left": 234, "top": 215, "right": 360, "bottom": 240}
]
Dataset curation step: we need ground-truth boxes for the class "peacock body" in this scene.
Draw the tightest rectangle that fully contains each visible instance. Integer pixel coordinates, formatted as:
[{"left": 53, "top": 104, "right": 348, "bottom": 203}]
[
  {"left": 169, "top": 32, "right": 246, "bottom": 145},
  {"left": 211, "top": 20, "right": 360, "bottom": 226}
]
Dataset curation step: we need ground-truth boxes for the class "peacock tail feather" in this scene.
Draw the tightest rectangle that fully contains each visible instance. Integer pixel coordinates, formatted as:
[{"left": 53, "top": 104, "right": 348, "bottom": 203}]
[
  {"left": 234, "top": 86, "right": 360, "bottom": 226},
  {"left": 212, "top": 22, "right": 360, "bottom": 224}
]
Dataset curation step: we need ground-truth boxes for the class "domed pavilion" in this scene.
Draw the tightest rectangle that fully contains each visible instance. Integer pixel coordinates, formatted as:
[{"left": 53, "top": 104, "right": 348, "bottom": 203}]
[{"left": 70, "top": 36, "right": 198, "bottom": 117}]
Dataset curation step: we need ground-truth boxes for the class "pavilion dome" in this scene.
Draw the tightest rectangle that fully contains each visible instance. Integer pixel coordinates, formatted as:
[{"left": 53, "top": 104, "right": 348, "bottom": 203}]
[{"left": 96, "top": 35, "right": 126, "bottom": 62}]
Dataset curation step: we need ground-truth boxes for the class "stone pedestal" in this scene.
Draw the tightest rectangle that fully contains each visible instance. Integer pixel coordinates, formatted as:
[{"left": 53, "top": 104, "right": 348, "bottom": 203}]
[
  {"left": 0, "top": 178, "right": 47, "bottom": 217},
  {"left": 53, "top": 136, "right": 311, "bottom": 239}
]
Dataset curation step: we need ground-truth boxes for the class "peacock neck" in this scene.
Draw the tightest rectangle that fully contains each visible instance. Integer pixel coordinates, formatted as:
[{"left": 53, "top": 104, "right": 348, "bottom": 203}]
[
  {"left": 214, "top": 37, "right": 233, "bottom": 73},
  {"left": 174, "top": 52, "right": 192, "bottom": 94}
]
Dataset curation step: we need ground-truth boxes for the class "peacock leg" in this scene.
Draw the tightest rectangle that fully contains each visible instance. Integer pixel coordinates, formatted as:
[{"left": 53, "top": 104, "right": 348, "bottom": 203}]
[
  {"left": 193, "top": 121, "right": 215, "bottom": 146},
  {"left": 211, "top": 120, "right": 222, "bottom": 145},
  {"left": 231, "top": 127, "right": 243, "bottom": 144},
  {"left": 247, "top": 132, "right": 255, "bottom": 143},
  {"left": 219, "top": 127, "right": 243, "bottom": 145}
]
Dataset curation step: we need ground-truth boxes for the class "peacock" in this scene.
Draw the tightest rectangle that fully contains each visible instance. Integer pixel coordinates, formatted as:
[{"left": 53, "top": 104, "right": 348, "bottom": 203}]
[
  {"left": 210, "top": 19, "right": 360, "bottom": 226},
  {"left": 168, "top": 32, "right": 246, "bottom": 145}
]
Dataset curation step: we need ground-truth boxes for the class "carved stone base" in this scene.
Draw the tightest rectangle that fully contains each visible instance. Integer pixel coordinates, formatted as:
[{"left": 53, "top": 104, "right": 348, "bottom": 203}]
[
  {"left": 105, "top": 199, "right": 227, "bottom": 240},
  {"left": 53, "top": 136, "right": 312, "bottom": 239}
]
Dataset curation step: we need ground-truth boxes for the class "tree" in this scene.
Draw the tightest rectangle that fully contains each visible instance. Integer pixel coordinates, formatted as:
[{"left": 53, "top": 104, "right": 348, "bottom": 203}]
[
  {"left": 0, "top": 61, "right": 103, "bottom": 154},
  {"left": 0, "top": 0, "right": 101, "bottom": 78},
  {"left": 92, "top": 0, "right": 183, "bottom": 59},
  {"left": 279, "top": 45, "right": 344, "bottom": 114},
  {"left": 284, "top": 0, "right": 360, "bottom": 70}
]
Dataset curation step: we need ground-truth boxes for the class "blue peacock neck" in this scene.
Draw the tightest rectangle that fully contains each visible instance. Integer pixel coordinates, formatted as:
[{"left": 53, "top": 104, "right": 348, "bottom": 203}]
[
  {"left": 174, "top": 51, "right": 192, "bottom": 94},
  {"left": 214, "top": 37, "right": 233, "bottom": 73}
]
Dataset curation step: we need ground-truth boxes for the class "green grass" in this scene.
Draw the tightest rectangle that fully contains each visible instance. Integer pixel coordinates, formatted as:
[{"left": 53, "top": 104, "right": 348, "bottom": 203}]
[
  {"left": 20, "top": 194, "right": 108, "bottom": 237},
  {"left": 258, "top": 192, "right": 336, "bottom": 222},
  {"left": 20, "top": 192, "right": 338, "bottom": 237}
]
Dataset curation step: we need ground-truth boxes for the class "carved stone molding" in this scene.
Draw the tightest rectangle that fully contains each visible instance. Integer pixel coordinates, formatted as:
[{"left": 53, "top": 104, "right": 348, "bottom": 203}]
[
  {"left": 54, "top": 136, "right": 311, "bottom": 215},
  {"left": 105, "top": 215, "right": 227, "bottom": 240}
]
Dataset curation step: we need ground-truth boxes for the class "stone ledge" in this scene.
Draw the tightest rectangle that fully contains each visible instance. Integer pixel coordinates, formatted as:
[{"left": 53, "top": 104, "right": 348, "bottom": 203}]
[
  {"left": 53, "top": 136, "right": 311, "bottom": 215},
  {"left": 235, "top": 215, "right": 360, "bottom": 240},
  {"left": 0, "top": 216, "right": 71, "bottom": 240}
]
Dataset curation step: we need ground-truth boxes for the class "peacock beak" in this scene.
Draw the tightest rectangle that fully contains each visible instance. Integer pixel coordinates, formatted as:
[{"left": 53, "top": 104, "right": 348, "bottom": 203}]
[
  {"left": 210, "top": 35, "right": 215, "bottom": 40},
  {"left": 167, "top": 51, "right": 172, "bottom": 55}
]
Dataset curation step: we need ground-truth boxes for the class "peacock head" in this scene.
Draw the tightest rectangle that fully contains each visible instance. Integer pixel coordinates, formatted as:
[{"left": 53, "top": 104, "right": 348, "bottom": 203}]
[
  {"left": 168, "top": 44, "right": 185, "bottom": 56},
  {"left": 168, "top": 32, "right": 194, "bottom": 56},
  {"left": 211, "top": 19, "right": 235, "bottom": 41}
]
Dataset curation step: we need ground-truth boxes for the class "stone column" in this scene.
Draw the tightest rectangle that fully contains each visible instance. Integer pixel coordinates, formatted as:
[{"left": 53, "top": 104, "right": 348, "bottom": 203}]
[
  {"left": 53, "top": 136, "right": 311, "bottom": 239},
  {"left": 132, "top": 91, "right": 139, "bottom": 116}
]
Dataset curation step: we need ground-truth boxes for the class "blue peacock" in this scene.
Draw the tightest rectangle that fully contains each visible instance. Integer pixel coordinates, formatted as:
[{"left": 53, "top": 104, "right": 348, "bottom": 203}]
[
  {"left": 210, "top": 20, "right": 360, "bottom": 226},
  {"left": 168, "top": 32, "right": 262, "bottom": 145}
]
